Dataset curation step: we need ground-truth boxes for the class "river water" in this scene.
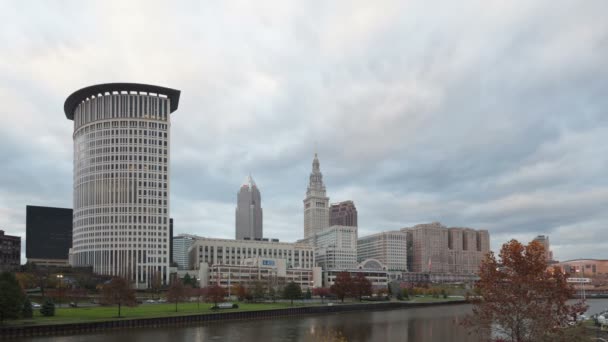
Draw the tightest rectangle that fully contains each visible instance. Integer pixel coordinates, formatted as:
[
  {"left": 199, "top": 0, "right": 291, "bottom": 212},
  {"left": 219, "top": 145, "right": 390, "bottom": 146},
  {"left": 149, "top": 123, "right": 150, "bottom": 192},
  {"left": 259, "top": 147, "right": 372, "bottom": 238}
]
[{"left": 17, "top": 299, "right": 608, "bottom": 342}]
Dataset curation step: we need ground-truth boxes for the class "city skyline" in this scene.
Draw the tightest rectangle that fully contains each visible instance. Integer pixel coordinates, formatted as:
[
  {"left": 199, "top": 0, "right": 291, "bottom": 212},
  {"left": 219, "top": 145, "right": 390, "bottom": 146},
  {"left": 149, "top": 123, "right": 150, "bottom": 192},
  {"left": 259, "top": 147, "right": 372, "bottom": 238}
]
[{"left": 1, "top": 1, "right": 608, "bottom": 262}]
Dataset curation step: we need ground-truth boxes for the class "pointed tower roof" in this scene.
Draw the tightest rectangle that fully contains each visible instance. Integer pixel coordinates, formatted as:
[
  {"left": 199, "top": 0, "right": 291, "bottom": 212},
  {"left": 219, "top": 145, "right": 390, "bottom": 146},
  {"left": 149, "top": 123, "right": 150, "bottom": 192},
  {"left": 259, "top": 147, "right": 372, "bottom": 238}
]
[{"left": 242, "top": 174, "right": 256, "bottom": 190}]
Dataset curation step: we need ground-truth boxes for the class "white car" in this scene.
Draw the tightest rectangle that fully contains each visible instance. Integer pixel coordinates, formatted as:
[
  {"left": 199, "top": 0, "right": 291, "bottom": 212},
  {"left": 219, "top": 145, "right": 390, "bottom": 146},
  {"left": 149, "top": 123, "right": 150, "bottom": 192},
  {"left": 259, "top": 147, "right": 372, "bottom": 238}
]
[
  {"left": 145, "top": 299, "right": 156, "bottom": 304},
  {"left": 31, "top": 302, "right": 41, "bottom": 309}
]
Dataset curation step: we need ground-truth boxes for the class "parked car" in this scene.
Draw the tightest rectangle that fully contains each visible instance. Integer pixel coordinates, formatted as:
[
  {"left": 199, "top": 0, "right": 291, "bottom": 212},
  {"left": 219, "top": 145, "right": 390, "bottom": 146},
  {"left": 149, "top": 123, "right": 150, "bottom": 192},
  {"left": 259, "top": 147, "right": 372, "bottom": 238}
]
[
  {"left": 145, "top": 299, "right": 156, "bottom": 304},
  {"left": 31, "top": 302, "right": 41, "bottom": 309}
]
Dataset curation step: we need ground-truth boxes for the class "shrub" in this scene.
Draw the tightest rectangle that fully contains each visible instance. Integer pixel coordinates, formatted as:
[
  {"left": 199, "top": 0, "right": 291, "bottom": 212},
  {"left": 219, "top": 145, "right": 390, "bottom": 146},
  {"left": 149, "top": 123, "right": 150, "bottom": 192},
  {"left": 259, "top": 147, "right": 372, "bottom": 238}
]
[{"left": 40, "top": 299, "right": 55, "bottom": 317}]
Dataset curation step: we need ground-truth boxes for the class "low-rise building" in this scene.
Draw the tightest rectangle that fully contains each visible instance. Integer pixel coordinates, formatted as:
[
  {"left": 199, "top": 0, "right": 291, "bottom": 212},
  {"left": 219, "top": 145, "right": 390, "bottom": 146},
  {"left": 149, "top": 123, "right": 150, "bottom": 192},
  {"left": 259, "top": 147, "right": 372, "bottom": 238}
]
[
  {"left": 323, "top": 259, "right": 389, "bottom": 289},
  {"left": 189, "top": 237, "right": 315, "bottom": 271},
  {"left": 197, "top": 257, "right": 322, "bottom": 290}
]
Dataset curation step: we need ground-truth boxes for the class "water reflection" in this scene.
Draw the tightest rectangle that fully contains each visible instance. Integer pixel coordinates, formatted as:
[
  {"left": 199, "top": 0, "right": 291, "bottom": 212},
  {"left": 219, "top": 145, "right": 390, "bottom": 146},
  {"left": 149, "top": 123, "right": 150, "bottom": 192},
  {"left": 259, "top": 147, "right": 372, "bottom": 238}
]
[{"left": 25, "top": 299, "right": 608, "bottom": 342}]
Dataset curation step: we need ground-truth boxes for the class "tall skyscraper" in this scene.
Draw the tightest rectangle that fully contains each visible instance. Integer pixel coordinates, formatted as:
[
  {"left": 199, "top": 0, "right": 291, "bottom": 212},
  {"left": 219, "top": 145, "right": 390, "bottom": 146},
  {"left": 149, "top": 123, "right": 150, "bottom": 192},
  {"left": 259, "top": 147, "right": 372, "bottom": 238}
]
[
  {"left": 532, "top": 235, "right": 554, "bottom": 262},
  {"left": 330, "top": 200, "right": 358, "bottom": 227},
  {"left": 64, "top": 83, "right": 180, "bottom": 287},
  {"left": 235, "top": 175, "right": 263, "bottom": 240},
  {"left": 303, "top": 153, "right": 329, "bottom": 239}
]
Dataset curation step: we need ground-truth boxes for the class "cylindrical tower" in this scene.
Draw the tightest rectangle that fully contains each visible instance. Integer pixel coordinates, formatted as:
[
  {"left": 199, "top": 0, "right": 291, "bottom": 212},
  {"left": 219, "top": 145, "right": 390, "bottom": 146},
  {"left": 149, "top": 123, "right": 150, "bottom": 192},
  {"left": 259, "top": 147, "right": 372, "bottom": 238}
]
[{"left": 64, "top": 83, "right": 180, "bottom": 288}]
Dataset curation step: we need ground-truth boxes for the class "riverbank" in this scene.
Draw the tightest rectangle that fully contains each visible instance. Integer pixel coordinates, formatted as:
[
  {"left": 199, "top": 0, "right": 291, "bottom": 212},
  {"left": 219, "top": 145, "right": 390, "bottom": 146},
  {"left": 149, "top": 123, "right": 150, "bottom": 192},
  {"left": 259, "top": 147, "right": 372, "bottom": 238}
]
[{"left": 0, "top": 299, "right": 466, "bottom": 339}]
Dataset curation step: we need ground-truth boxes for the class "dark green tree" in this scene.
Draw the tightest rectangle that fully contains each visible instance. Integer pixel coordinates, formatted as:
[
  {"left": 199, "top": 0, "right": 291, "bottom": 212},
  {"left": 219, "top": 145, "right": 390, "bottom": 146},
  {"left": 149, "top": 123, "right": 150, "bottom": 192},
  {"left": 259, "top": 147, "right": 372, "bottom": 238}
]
[
  {"left": 0, "top": 272, "right": 25, "bottom": 322},
  {"left": 40, "top": 298, "right": 55, "bottom": 317},
  {"left": 22, "top": 297, "right": 33, "bottom": 319},
  {"left": 183, "top": 273, "right": 197, "bottom": 288},
  {"left": 304, "top": 288, "right": 312, "bottom": 300},
  {"left": 283, "top": 282, "right": 302, "bottom": 306}
]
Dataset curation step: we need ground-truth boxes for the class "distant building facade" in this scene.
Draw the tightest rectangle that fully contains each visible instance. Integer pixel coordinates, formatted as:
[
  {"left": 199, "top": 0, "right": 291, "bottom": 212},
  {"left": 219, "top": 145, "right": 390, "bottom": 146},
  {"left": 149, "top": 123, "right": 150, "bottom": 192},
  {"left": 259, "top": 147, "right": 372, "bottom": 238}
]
[
  {"left": 300, "top": 225, "right": 358, "bottom": 270},
  {"left": 198, "top": 258, "right": 322, "bottom": 290},
  {"left": 172, "top": 234, "right": 195, "bottom": 270},
  {"left": 25, "top": 205, "right": 72, "bottom": 267},
  {"left": 357, "top": 230, "right": 408, "bottom": 271},
  {"left": 0, "top": 230, "right": 21, "bottom": 271},
  {"left": 303, "top": 153, "right": 329, "bottom": 239},
  {"left": 553, "top": 259, "right": 608, "bottom": 277},
  {"left": 235, "top": 175, "right": 263, "bottom": 240},
  {"left": 330, "top": 201, "right": 357, "bottom": 227},
  {"left": 532, "top": 235, "right": 554, "bottom": 262},
  {"left": 401, "top": 222, "right": 489, "bottom": 274},
  {"left": 324, "top": 259, "right": 389, "bottom": 289},
  {"left": 189, "top": 237, "right": 315, "bottom": 271}
]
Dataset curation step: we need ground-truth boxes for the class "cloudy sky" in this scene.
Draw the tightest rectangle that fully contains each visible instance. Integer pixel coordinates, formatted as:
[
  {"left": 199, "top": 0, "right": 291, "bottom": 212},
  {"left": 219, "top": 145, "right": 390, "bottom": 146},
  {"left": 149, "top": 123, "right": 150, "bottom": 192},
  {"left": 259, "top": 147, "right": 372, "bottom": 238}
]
[{"left": 1, "top": 1, "right": 607, "bottom": 262}]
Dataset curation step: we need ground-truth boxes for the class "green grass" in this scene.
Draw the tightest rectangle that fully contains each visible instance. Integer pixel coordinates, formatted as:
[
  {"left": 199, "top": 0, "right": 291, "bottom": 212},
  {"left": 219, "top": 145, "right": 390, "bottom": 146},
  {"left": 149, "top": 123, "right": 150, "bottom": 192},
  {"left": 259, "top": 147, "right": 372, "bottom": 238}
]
[{"left": 6, "top": 302, "right": 316, "bottom": 326}]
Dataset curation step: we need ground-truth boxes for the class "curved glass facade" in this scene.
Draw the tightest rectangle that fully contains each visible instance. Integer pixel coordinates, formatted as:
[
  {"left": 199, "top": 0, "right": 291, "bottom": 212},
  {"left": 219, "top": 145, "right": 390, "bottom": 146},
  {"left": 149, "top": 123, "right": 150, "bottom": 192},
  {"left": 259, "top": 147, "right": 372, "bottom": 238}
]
[{"left": 69, "top": 90, "right": 174, "bottom": 287}]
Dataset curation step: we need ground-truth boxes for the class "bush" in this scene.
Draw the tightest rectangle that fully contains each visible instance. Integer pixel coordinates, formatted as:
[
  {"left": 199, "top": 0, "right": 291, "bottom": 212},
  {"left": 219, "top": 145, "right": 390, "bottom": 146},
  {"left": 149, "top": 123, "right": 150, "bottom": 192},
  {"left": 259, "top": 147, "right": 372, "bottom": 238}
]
[
  {"left": 40, "top": 299, "right": 55, "bottom": 317},
  {"left": 22, "top": 297, "right": 33, "bottom": 319},
  {"left": 232, "top": 303, "right": 239, "bottom": 309}
]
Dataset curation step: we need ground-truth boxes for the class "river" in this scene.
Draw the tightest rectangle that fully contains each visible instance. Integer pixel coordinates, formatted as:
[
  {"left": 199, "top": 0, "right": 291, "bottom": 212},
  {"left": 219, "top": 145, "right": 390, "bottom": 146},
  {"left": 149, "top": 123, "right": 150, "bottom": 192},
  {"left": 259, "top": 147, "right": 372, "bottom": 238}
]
[{"left": 17, "top": 299, "right": 608, "bottom": 342}]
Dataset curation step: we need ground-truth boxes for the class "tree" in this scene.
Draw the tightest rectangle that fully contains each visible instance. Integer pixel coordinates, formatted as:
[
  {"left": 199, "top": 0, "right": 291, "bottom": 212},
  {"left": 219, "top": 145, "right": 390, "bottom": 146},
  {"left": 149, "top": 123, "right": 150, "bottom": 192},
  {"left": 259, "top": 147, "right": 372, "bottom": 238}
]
[
  {"left": 465, "top": 240, "right": 587, "bottom": 342},
  {"left": 149, "top": 270, "right": 163, "bottom": 299},
  {"left": 22, "top": 297, "right": 33, "bottom": 319},
  {"left": 351, "top": 273, "right": 372, "bottom": 301},
  {"left": 191, "top": 286, "right": 205, "bottom": 310},
  {"left": 101, "top": 276, "right": 137, "bottom": 317},
  {"left": 304, "top": 288, "right": 312, "bottom": 300},
  {"left": 233, "top": 283, "right": 248, "bottom": 301},
  {"left": 68, "top": 288, "right": 88, "bottom": 307},
  {"left": 205, "top": 285, "right": 226, "bottom": 306},
  {"left": 0, "top": 272, "right": 25, "bottom": 322},
  {"left": 183, "top": 273, "right": 198, "bottom": 288},
  {"left": 166, "top": 279, "right": 187, "bottom": 312},
  {"left": 330, "top": 272, "right": 353, "bottom": 303},
  {"left": 40, "top": 298, "right": 55, "bottom": 317},
  {"left": 312, "top": 287, "right": 331, "bottom": 304},
  {"left": 251, "top": 280, "right": 267, "bottom": 303},
  {"left": 283, "top": 282, "right": 302, "bottom": 305}
]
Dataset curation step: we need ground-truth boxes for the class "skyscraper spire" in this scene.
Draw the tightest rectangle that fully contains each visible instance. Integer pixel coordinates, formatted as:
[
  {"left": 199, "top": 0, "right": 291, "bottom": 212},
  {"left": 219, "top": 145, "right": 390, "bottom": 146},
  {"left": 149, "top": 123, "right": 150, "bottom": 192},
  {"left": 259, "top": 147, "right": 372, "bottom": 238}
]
[{"left": 304, "top": 152, "right": 330, "bottom": 239}]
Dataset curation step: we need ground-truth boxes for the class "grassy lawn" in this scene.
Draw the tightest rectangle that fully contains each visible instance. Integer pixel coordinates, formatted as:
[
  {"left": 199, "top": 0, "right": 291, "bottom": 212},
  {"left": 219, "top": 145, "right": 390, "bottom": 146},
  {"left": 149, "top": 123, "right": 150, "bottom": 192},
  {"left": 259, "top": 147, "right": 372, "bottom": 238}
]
[{"left": 6, "top": 302, "right": 317, "bottom": 326}]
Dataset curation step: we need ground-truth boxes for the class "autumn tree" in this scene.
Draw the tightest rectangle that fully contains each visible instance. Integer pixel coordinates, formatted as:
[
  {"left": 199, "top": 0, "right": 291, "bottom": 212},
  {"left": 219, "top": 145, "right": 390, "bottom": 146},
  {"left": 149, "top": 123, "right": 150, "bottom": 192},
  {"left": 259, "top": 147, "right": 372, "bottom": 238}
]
[
  {"left": 465, "top": 240, "right": 587, "bottom": 342},
  {"left": 149, "top": 270, "right": 163, "bottom": 299},
  {"left": 101, "top": 276, "right": 137, "bottom": 317},
  {"left": 313, "top": 287, "right": 331, "bottom": 304},
  {"left": 166, "top": 279, "right": 187, "bottom": 312},
  {"left": 233, "top": 283, "right": 248, "bottom": 301},
  {"left": 351, "top": 273, "right": 372, "bottom": 301},
  {"left": 283, "top": 282, "right": 302, "bottom": 305},
  {"left": 205, "top": 285, "right": 226, "bottom": 306},
  {"left": 330, "top": 272, "right": 353, "bottom": 303}
]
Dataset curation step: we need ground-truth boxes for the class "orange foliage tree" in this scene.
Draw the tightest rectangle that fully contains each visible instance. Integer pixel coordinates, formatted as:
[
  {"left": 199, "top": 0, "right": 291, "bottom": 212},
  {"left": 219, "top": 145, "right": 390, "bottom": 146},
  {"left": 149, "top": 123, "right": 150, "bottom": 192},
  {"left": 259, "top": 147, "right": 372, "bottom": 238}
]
[
  {"left": 465, "top": 239, "right": 587, "bottom": 342},
  {"left": 351, "top": 273, "right": 372, "bottom": 301},
  {"left": 330, "top": 272, "right": 352, "bottom": 303},
  {"left": 166, "top": 279, "right": 187, "bottom": 312},
  {"left": 205, "top": 285, "right": 226, "bottom": 306},
  {"left": 101, "top": 277, "right": 137, "bottom": 317}
]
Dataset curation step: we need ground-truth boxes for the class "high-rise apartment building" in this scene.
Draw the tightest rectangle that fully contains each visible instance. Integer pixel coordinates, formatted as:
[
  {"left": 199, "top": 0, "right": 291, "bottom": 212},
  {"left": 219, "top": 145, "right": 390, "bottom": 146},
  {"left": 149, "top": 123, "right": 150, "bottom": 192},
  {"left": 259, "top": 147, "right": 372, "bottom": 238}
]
[
  {"left": 0, "top": 230, "right": 20, "bottom": 271},
  {"left": 330, "top": 201, "right": 358, "bottom": 227},
  {"left": 357, "top": 230, "right": 408, "bottom": 271},
  {"left": 25, "top": 205, "right": 72, "bottom": 266},
  {"left": 172, "top": 234, "right": 195, "bottom": 270},
  {"left": 532, "top": 235, "right": 554, "bottom": 262},
  {"left": 402, "top": 222, "right": 489, "bottom": 274},
  {"left": 303, "top": 153, "right": 329, "bottom": 239},
  {"left": 64, "top": 83, "right": 180, "bottom": 287},
  {"left": 235, "top": 175, "right": 263, "bottom": 240}
]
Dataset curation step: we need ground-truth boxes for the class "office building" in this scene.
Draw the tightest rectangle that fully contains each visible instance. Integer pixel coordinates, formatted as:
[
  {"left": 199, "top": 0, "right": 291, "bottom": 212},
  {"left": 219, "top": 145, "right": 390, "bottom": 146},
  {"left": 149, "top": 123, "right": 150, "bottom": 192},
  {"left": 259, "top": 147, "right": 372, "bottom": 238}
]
[
  {"left": 553, "top": 259, "right": 608, "bottom": 276},
  {"left": 303, "top": 153, "right": 329, "bottom": 239},
  {"left": 357, "top": 230, "right": 408, "bottom": 271},
  {"left": 172, "top": 234, "right": 195, "bottom": 270},
  {"left": 0, "top": 230, "right": 20, "bottom": 271},
  {"left": 235, "top": 175, "right": 263, "bottom": 240},
  {"left": 25, "top": 205, "right": 72, "bottom": 266},
  {"left": 300, "top": 225, "right": 358, "bottom": 270},
  {"left": 532, "top": 235, "right": 554, "bottom": 262},
  {"left": 198, "top": 258, "right": 322, "bottom": 290},
  {"left": 189, "top": 237, "right": 315, "bottom": 271},
  {"left": 64, "top": 83, "right": 180, "bottom": 287},
  {"left": 330, "top": 200, "right": 357, "bottom": 227},
  {"left": 401, "top": 222, "right": 489, "bottom": 274},
  {"left": 324, "top": 259, "right": 389, "bottom": 289}
]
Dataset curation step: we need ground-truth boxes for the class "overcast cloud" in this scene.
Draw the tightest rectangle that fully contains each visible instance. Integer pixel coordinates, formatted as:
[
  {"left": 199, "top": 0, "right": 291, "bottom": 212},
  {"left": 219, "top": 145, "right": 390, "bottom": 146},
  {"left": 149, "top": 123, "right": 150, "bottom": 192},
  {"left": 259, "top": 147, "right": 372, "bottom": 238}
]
[{"left": 1, "top": 0, "right": 607, "bottom": 262}]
